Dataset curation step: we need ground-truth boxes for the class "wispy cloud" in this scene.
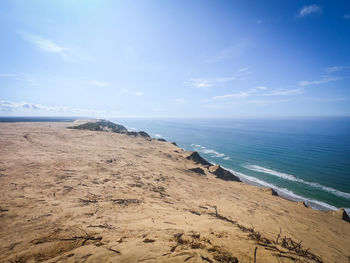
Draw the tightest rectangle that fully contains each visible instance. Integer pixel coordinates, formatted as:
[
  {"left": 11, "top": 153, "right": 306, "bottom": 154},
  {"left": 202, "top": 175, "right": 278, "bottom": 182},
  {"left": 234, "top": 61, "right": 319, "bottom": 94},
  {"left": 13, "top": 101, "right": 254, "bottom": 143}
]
[
  {"left": 262, "top": 88, "right": 303, "bottom": 96},
  {"left": 299, "top": 77, "right": 340, "bottom": 86},
  {"left": 212, "top": 86, "right": 302, "bottom": 100},
  {"left": 298, "top": 5, "right": 323, "bottom": 17},
  {"left": 113, "top": 89, "right": 143, "bottom": 96},
  {"left": 203, "top": 98, "right": 291, "bottom": 109},
  {"left": 302, "top": 97, "right": 346, "bottom": 102},
  {"left": 0, "top": 72, "right": 39, "bottom": 86},
  {"left": 185, "top": 78, "right": 213, "bottom": 89},
  {"left": 324, "top": 66, "right": 349, "bottom": 74},
  {"left": 84, "top": 80, "right": 110, "bottom": 87},
  {"left": 247, "top": 99, "right": 292, "bottom": 106},
  {"left": 343, "top": 14, "right": 350, "bottom": 19},
  {"left": 173, "top": 98, "right": 186, "bottom": 104},
  {"left": 212, "top": 86, "right": 263, "bottom": 100},
  {"left": 0, "top": 100, "right": 104, "bottom": 114},
  {"left": 0, "top": 73, "right": 18, "bottom": 78},
  {"left": 185, "top": 68, "right": 249, "bottom": 89},
  {"left": 20, "top": 32, "right": 76, "bottom": 62},
  {"left": 206, "top": 40, "right": 250, "bottom": 63},
  {"left": 213, "top": 92, "right": 250, "bottom": 100}
]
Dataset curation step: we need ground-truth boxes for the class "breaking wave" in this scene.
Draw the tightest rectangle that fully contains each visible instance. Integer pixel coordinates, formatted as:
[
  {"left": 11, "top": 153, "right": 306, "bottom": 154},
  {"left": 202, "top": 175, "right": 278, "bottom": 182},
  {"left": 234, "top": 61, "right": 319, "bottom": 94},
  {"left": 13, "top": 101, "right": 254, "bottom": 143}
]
[
  {"left": 191, "top": 144, "right": 226, "bottom": 158},
  {"left": 226, "top": 167, "right": 338, "bottom": 211},
  {"left": 244, "top": 165, "right": 350, "bottom": 200}
]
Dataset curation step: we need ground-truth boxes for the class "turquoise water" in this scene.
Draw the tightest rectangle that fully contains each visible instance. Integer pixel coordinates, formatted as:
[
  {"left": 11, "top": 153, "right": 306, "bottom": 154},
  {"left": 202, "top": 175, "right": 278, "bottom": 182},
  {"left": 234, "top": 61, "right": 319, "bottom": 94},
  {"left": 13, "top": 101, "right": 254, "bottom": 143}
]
[{"left": 115, "top": 117, "right": 350, "bottom": 212}]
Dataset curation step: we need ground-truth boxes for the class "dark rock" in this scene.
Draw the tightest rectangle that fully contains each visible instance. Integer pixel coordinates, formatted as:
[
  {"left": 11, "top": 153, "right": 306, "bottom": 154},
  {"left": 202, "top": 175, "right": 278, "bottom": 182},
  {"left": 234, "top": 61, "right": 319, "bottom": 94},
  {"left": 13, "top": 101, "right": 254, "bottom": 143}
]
[
  {"left": 171, "top": 142, "right": 178, "bottom": 146},
  {"left": 208, "top": 165, "right": 241, "bottom": 182},
  {"left": 127, "top": 131, "right": 138, "bottom": 136},
  {"left": 189, "top": 167, "right": 205, "bottom": 175},
  {"left": 138, "top": 131, "right": 151, "bottom": 138},
  {"left": 156, "top": 138, "right": 167, "bottom": 142},
  {"left": 184, "top": 151, "right": 211, "bottom": 166},
  {"left": 330, "top": 208, "right": 350, "bottom": 223},
  {"left": 262, "top": 188, "right": 279, "bottom": 196},
  {"left": 297, "top": 201, "right": 309, "bottom": 208}
]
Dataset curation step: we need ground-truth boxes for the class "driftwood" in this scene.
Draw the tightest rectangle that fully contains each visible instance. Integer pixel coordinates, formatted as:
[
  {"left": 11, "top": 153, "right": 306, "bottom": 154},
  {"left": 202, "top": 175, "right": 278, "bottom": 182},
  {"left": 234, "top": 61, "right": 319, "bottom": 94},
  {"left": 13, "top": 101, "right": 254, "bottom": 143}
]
[{"left": 207, "top": 206, "right": 323, "bottom": 263}]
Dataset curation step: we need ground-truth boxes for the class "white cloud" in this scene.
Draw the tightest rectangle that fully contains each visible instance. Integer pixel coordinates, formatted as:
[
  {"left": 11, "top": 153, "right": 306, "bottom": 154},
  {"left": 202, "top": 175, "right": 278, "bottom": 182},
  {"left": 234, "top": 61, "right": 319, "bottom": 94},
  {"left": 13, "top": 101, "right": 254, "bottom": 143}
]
[
  {"left": 0, "top": 100, "right": 104, "bottom": 114},
  {"left": 151, "top": 108, "right": 164, "bottom": 112},
  {"left": 324, "top": 66, "right": 343, "bottom": 74},
  {"left": 84, "top": 80, "right": 110, "bottom": 87},
  {"left": 116, "top": 89, "right": 129, "bottom": 95},
  {"left": 298, "top": 5, "right": 323, "bottom": 17},
  {"left": 185, "top": 68, "right": 249, "bottom": 89},
  {"left": 135, "top": 92, "right": 144, "bottom": 96},
  {"left": 0, "top": 73, "right": 18, "bottom": 78},
  {"left": 173, "top": 98, "right": 186, "bottom": 104},
  {"left": 263, "top": 88, "right": 303, "bottom": 96},
  {"left": 203, "top": 98, "right": 290, "bottom": 109},
  {"left": 213, "top": 86, "right": 265, "bottom": 100},
  {"left": 343, "top": 14, "right": 350, "bottom": 19},
  {"left": 206, "top": 40, "right": 250, "bottom": 63},
  {"left": 212, "top": 86, "right": 303, "bottom": 100},
  {"left": 299, "top": 77, "right": 340, "bottom": 86},
  {"left": 255, "top": 86, "right": 267, "bottom": 90},
  {"left": 247, "top": 99, "right": 291, "bottom": 106},
  {"left": 213, "top": 92, "right": 250, "bottom": 100},
  {"left": 20, "top": 32, "right": 75, "bottom": 62},
  {"left": 324, "top": 66, "right": 349, "bottom": 74},
  {"left": 185, "top": 78, "right": 213, "bottom": 88}
]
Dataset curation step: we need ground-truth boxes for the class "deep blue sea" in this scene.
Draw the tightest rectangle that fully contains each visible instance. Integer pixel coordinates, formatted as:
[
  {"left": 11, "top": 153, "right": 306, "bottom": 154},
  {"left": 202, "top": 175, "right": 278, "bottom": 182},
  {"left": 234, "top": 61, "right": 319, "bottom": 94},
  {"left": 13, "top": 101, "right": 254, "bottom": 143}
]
[
  {"left": 115, "top": 117, "right": 350, "bottom": 213},
  {"left": 2, "top": 116, "right": 349, "bottom": 212}
]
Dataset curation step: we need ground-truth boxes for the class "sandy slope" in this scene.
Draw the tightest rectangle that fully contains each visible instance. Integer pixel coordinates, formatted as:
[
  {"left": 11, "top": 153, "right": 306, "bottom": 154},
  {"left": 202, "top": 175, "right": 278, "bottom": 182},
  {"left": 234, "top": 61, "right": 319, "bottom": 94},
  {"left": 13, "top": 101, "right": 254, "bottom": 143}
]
[{"left": 0, "top": 122, "right": 349, "bottom": 263}]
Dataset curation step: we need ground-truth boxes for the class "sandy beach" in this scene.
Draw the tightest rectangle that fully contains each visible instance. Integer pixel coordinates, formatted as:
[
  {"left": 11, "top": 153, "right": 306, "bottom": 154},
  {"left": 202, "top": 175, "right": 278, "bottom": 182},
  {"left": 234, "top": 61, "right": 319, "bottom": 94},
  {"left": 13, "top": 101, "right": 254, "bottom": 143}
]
[{"left": 0, "top": 121, "right": 349, "bottom": 263}]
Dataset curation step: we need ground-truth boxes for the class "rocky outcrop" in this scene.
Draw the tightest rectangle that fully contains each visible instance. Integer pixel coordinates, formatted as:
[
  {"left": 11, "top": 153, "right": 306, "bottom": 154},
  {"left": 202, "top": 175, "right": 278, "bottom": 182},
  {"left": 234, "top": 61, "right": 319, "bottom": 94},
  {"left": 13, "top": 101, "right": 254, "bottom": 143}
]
[
  {"left": 138, "top": 131, "right": 150, "bottom": 138},
  {"left": 297, "top": 201, "right": 309, "bottom": 208},
  {"left": 183, "top": 151, "right": 211, "bottom": 166},
  {"left": 189, "top": 167, "right": 205, "bottom": 175},
  {"left": 329, "top": 208, "right": 350, "bottom": 223},
  {"left": 156, "top": 138, "right": 167, "bottom": 142},
  {"left": 208, "top": 165, "right": 241, "bottom": 182},
  {"left": 69, "top": 120, "right": 127, "bottom": 133},
  {"left": 127, "top": 131, "right": 138, "bottom": 136},
  {"left": 69, "top": 120, "right": 151, "bottom": 139},
  {"left": 262, "top": 188, "right": 279, "bottom": 196}
]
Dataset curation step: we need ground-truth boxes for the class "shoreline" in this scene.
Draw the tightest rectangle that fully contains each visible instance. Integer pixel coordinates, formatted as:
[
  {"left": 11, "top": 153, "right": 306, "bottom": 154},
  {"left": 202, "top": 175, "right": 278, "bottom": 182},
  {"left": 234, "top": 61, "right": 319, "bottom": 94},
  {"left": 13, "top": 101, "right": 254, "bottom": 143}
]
[
  {"left": 110, "top": 119, "right": 349, "bottom": 214},
  {"left": 1, "top": 117, "right": 349, "bottom": 213},
  {"left": 66, "top": 119, "right": 350, "bottom": 218}
]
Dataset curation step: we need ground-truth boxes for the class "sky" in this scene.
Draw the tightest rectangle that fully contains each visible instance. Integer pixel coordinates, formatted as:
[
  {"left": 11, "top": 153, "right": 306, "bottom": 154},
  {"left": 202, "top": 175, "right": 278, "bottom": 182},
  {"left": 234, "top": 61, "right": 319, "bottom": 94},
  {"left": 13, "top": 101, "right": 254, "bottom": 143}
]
[{"left": 0, "top": 0, "right": 350, "bottom": 118}]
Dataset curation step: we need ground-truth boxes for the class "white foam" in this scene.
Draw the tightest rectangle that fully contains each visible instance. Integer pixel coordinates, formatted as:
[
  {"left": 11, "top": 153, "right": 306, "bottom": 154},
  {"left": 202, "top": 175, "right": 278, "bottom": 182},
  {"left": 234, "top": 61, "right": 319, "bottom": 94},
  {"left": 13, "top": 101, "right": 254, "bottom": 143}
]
[
  {"left": 345, "top": 208, "right": 350, "bottom": 215},
  {"left": 124, "top": 125, "right": 138, "bottom": 131},
  {"left": 226, "top": 167, "right": 338, "bottom": 211},
  {"left": 244, "top": 165, "right": 350, "bottom": 200},
  {"left": 223, "top": 157, "right": 230, "bottom": 160},
  {"left": 191, "top": 144, "right": 226, "bottom": 158},
  {"left": 154, "top": 134, "right": 162, "bottom": 138}
]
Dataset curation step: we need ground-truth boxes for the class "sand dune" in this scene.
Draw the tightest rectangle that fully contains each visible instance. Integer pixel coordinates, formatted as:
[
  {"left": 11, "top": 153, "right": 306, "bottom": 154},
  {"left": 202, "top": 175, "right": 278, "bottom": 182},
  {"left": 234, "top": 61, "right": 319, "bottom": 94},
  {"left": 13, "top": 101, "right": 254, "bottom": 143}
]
[{"left": 0, "top": 122, "right": 349, "bottom": 263}]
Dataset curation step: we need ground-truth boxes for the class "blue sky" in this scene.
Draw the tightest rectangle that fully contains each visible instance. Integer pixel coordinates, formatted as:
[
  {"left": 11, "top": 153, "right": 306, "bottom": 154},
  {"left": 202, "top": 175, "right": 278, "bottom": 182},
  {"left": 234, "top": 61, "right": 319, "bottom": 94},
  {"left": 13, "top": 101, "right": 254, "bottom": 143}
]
[{"left": 0, "top": 0, "right": 349, "bottom": 117}]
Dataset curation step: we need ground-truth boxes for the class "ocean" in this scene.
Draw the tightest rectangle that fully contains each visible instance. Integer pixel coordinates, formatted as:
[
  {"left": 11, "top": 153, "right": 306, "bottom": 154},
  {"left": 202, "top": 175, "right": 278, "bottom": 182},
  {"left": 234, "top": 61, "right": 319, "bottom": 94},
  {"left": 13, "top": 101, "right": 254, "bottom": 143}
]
[{"left": 115, "top": 117, "right": 350, "bottom": 213}]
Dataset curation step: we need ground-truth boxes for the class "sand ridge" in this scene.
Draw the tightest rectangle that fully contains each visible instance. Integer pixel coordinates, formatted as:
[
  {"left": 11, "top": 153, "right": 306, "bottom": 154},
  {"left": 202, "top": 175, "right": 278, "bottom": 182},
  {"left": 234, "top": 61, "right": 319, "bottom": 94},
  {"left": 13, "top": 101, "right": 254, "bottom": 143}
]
[{"left": 0, "top": 122, "right": 349, "bottom": 262}]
